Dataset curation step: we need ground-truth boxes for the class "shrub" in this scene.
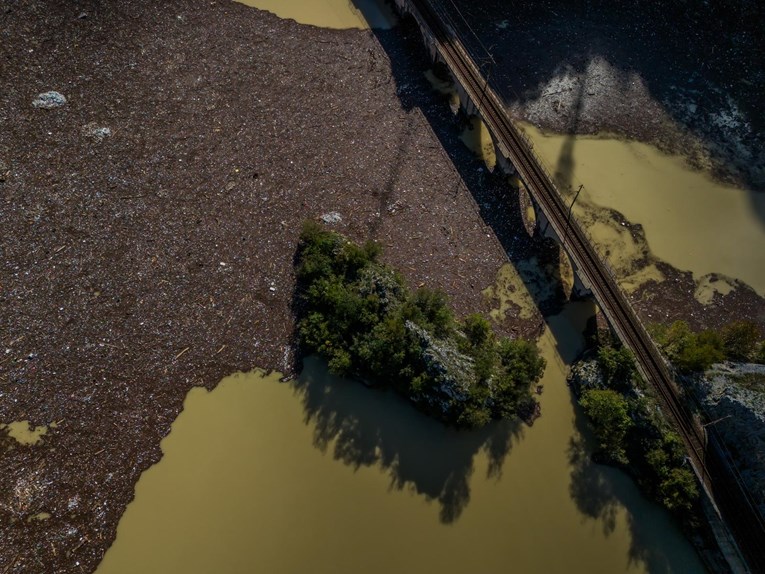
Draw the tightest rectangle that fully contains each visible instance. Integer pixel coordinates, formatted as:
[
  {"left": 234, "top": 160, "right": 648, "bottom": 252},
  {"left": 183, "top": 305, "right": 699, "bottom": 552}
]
[
  {"left": 578, "top": 356, "right": 701, "bottom": 524},
  {"left": 654, "top": 320, "right": 725, "bottom": 373},
  {"left": 596, "top": 344, "right": 635, "bottom": 388},
  {"left": 722, "top": 321, "right": 762, "bottom": 361},
  {"left": 580, "top": 389, "right": 632, "bottom": 463}
]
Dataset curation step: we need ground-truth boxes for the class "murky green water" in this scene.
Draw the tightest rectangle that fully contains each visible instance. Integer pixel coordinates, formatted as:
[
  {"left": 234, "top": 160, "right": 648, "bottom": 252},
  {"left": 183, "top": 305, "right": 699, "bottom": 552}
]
[
  {"left": 235, "top": 0, "right": 396, "bottom": 29},
  {"left": 521, "top": 124, "right": 765, "bottom": 299},
  {"left": 93, "top": 5, "right": 719, "bottom": 572},
  {"left": 97, "top": 303, "right": 703, "bottom": 574}
]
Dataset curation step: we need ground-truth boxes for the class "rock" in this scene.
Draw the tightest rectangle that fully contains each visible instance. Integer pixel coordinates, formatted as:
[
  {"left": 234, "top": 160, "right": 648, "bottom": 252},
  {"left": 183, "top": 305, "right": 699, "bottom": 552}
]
[
  {"left": 32, "top": 91, "right": 67, "bottom": 109},
  {"left": 320, "top": 211, "right": 342, "bottom": 224},
  {"left": 82, "top": 123, "right": 112, "bottom": 141},
  {"left": 357, "top": 266, "right": 403, "bottom": 312},
  {"left": 0, "top": 159, "right": 8, "bottom": 182},
  {"left": 567, "top": 359, "right": 606, "bottom": 395},
  {"left": 406, "top": 320, "right": 475, "bottom": 415},
  {"left": 689, "top": 362, "right": 765, "bottom": 516}
]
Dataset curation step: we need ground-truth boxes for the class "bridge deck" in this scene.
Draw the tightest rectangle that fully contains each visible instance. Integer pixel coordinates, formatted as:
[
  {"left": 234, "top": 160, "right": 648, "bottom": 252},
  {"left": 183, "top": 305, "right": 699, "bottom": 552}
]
[{"left": 397, "top": 0, "right": 765, "bottom": 569}]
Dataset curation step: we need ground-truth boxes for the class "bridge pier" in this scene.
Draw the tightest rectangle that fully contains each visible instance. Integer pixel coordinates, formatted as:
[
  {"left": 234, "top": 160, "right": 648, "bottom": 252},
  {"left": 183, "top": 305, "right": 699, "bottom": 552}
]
[
  {"left": 570, "top": 270, "right": 593, "bottom": 300},
  {"left": 533, "top": 200, "right": 593, "bottom": 300},
  {"left": 493, "top": 141, "right": 516, "bottom": 176},
  {"left": 453, "top": 81, "right": 477, "bottom": 117}
]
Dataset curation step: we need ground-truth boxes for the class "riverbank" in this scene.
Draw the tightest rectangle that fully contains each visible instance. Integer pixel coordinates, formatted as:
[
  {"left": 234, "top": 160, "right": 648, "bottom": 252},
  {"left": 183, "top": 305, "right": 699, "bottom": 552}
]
[{"left": 0, "top": 2, "right": 543, "bottom": 571}]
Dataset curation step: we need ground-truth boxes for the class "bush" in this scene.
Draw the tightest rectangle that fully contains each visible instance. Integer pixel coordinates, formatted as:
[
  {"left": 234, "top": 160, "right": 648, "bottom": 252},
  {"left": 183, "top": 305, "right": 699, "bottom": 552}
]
[
  {"left": 294, "top": 223, "right": 546, "bottom": 428},
  {"left": 577, "top": 338, "right": 702, "bottom": 525},
  {"left": 596, "top": 344, "right": 635, "bottom": 389},
  {"left": 653, "top": 319, "right": 765, "bottom": 372},
  {"left": 580, "top": 389, "right": 632, "bottom": 463},
  {"left": 722, "top": 321, "right": 762, "bottom": 361},
  {"left": 654, "top": 320, "right": 725, "bottom": 373}
]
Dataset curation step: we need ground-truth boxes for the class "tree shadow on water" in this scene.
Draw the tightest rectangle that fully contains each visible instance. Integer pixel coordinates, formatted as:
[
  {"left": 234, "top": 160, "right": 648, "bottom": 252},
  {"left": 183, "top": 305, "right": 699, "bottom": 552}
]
[
  {"left": 568, "top": 406, "right": 705, "bottom": 573},
  {"left": 291, "top": 356, "right": 524, "bottom": 523}
]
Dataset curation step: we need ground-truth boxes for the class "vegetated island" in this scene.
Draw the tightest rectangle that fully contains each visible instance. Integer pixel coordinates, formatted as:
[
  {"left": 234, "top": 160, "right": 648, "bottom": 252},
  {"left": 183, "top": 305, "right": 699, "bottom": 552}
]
[{"left": 294, "top": 222, "right": 546, "bottom": 429}]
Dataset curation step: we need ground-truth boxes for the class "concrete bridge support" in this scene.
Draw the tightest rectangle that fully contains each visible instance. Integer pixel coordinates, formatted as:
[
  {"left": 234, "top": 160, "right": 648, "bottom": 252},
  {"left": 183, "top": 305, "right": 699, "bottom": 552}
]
[
  {"left": 493, "top": 142, "right": 516, "bottom": 176},
  {"left": 533, "top": 200, "right": 593, "bottom": 300}
]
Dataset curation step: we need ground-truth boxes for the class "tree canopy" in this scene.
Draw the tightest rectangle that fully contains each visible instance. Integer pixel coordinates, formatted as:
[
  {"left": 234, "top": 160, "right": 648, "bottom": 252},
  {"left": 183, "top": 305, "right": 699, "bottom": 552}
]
[{"left": 652, "top": 319, "right": 764, "bottom": 373}]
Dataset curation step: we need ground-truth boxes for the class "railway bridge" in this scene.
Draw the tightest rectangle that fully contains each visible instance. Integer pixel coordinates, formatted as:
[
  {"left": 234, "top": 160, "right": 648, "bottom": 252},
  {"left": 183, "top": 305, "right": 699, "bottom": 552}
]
[{"left": 389, "top": 0, "right": 765, "bottom": 570}]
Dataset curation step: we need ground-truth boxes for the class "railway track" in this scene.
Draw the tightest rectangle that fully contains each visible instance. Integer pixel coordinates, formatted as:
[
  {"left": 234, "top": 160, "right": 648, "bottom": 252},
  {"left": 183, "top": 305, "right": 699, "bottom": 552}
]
[{"left": 404, "top": 0, "right": 765, "bottom": 568}]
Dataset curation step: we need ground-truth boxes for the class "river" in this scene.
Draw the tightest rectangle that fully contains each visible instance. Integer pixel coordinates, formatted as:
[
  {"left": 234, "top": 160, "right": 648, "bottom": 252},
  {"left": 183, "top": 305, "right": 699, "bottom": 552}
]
[
  {"left": 97, "top": 302, "right": 703, "bottom": 573},
  {"left": 95, "top": 3, "right": 715, "bottom": 572},
  {"left": 520, "top": 125, "right": 765, "bottom": 299}
]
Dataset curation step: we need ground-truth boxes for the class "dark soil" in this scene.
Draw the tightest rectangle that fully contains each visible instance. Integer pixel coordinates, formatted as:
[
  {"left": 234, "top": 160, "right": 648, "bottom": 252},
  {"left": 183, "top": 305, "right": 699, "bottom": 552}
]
[{"left": 0, "top": 1, "right": 547, "bottom": 572}]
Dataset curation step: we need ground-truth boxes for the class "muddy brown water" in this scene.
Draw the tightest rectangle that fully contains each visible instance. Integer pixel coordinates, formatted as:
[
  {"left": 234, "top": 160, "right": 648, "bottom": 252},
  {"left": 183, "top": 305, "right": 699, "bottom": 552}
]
[
  {"left": 95, "top": 5, "right": 713, "bottom": 572},
  {"left": 97, "top": 303, "right": 703, "bottom": 574},
  {"left": 424, "top": 55, "right": 764, "bottom": 300},
  {"left": 2, "top": 420, "right": 48, "bottom": 445},
  {"left": 520, "top": 125, "right": 765, "bottom": 299},
  {"left": 235, "top": 0, "right": 396, "bottom": 29}
]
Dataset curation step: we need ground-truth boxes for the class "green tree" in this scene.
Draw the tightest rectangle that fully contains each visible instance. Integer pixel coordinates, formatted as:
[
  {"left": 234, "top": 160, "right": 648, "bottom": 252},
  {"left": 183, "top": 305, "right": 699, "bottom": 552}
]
[
  {"left": 294, "top": 223, "right": 546, "bottom": 429},
  {"left": 403, "top": 287, "right": 453, "bottom": 338},
  {"left": 656, "top": 320, "right": 693, "bottom": 358},
  {"left": 596, "top": 344, "right": 635, "bottom": 387},
  {"left": 463, "top": 313, "right": 492, "bottom": 348},
  {"left": 676, "top": 330, "right": 724, "bottom": 373},
  {"left": 654, "top": 320, "right": 725, "bottom": 373},
  {"left": 658, "top": 467, "right": 699, "bottom": 514},
  {"left": 580, "top": 389, "right": 632, "bottom": 463},
  {"left": 722, "top": 321, "right": 762, "bottom": 361}
]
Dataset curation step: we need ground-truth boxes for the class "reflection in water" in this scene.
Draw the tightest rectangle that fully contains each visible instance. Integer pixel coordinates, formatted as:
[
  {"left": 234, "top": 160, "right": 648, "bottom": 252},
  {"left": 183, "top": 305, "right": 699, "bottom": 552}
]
[
  {"left": 291, "top": 356, "right": 522, "bottom": 524},
  {"left": 522, "top": 124, "right": 765, "bottom": 297},
  {"left": 236, "top": 0, "right": 396, "bottom": 30},
  {"left": 97, "top": 303, "right": 703, "bottom": 574},
  {"left": 423, "top": 69, "right": 460, "bottom": 111}
]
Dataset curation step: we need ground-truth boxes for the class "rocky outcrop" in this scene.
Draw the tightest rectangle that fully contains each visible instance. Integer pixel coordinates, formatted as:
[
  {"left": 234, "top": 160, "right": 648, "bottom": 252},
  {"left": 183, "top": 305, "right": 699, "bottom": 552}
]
[
  {"left": 358, "top": 266, "right": 403, "bottom": 313},
  {"left": 689, "top": 363, "right": 765, "bottom": 516},
  {"left": 405, "top": 320, "right": 476, "bottom": 416},
  {"left": 31, "top": 91, "right": 66, "bottom": 109},
  {"left": 567, "top": 359, "right": 605, "bottom": 396}
]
